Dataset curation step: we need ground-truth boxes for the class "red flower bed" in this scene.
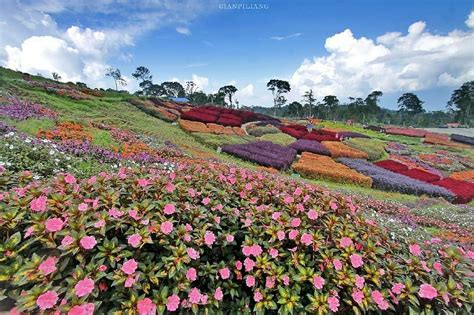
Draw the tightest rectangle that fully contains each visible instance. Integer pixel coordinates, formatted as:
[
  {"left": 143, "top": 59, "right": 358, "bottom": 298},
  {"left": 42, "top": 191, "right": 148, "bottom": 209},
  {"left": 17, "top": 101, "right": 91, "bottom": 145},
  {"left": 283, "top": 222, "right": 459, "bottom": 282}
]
[
  {"left": 279, "top": 124, "right": 340, "bottom": 141},
  {"left": 216, "top": 117, "right": 242, "bottom": 127},
  {"left": 384, "top": 126, "right": 427, "bottom": 138},
  {"left": 374, "top": 160, "right": 409, "bottom": 172},
  {"left": 431, "top": 178, "right": 474, "bottom": 204},
  {"left": 180, "top": 111, "right": 218, "bottom": 123},
  {"left": 302, "top": 133, "right": 338, "bottom": 142},
  {"left": 399, "top": 168, "right": 441, "bottom": 183},
  {"left": 280, "top": 126, "right": 306, "bottom": 138},
  {"left": 180, "top": 106, "right": 277, "bottom": 127}
]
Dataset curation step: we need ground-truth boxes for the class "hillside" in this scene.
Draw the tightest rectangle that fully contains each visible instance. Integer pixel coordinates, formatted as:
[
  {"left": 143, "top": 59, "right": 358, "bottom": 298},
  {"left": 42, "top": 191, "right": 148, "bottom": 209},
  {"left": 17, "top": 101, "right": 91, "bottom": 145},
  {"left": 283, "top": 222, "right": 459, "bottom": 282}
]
[{"left": 0, "top": 67, "right": 473, "bottom": 313}]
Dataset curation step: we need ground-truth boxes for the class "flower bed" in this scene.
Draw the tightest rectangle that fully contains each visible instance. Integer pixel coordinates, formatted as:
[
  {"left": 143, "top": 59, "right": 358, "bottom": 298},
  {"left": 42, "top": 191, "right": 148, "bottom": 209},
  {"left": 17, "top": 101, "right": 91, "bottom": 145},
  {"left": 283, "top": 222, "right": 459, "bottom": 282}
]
[
  {"left": 206, "top": 123, "right": 237, "bottom": 135},
  {"left": 192, "top": 133, "right": 253, "bottom": 150},
  {"left": 418, "top": 153, "right": 466, "bottom": 172},
  {"left": 0, "top": 99, "right": 58, "bottom": 121},
  {"left": 288, "top": 139, "right": 331, "bottom": 156},
  {"left": 279, "top": 125, "right": 340, "bottom": 141},
  {"left": 423, "top": 134, "right": 459, "bottom": 147},
  {"left": 374, "top": 160, "right": 409, "bottom": 172},
  {"left": 180, "top": 106, "right": 277, "bottom": 127},
  {"left": 449, "top": 170, "right": 474, "bottom": 183},
  {"left": 246, "top": 125, "right": 280, "bottom": 137},
  {"left": 431, "top": 178, "right": 474, "bottom": 204},
  {"left": 293, "top": 152, "right": 373, "bottom": 187},
  {"left": 128, "top": 98, "right": 179, "bottom": 122},
  {"left": 388, "top": 154, "right": 445, "bottom": 179},
  {"left": 37, "top": 121, "right": 92, "bottom": 142},
  {"left": 385, "top": 142, "right": 410, "bottom": 155},
  {"left": 257, "top": 133, "right": 296, "bottom": 146},
  {"left": 398, "top": 169, "right": 441, "bottom": 183},
  {"left": 302, "top": 133, "right": 339, "bottom": 142},
  {"left": 321, "top": 141, "right": 369, "bottom": 159},
  {"left": 344, "top": 138, "right": 386, "bottom": 160},
  {"left": 451, "top": 134, "right": 474, "bottom": 146},
  {"left": 221, "top": 141, "right": 296, "bottom": 169},
  {"left": 338, "top": 158, "right": 455, "bottom": 201},
  {"left": 384, "top": 126, "right": 427, "bottom": 138},
  {"left": 179, "top": 119, "right": 211, "bottom": 133},
  {"left": 1, "top": 164, "right": 472, "bottom": 314}
]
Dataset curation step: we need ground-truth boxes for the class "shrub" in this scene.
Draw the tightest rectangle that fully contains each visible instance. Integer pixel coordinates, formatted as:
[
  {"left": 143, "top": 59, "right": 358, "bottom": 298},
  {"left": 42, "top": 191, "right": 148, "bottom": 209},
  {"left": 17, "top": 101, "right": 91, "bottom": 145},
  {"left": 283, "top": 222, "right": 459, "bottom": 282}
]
[
  {"left": 344, "top": 138, "right": 386, "bottom": 160},
  {"left": 449, "top": 170, "right": 474, "bottom": 183},
  {"left": 258, "top": 133, "right": 296, "bottom": 146},
  {"left": 247, "top": 125, "right": 280, "bottom": 137},
  {"left": 288, "top": 139, "right": 331, "bottom": 156},
  {"left": 321, "top": 141, "right": 369, "bottom": 159},
  {"left": 451, "top": 134, "right": 474, "bottom": 146},
  {"left": 179, "top": 119, "right": 211, "bottom": 133},
  {"left": 431, "top": 178, "right": 474, "bottom": 204},
  {"left": 293, "top": 153, "right": 373, "bottom": 187},
  {"left": 338, "top": 158, "right": 455, "bottom": 201},
  {"left": 398, "top": 169, "right": 441, "bottom": 183},
  {"left": 374, "top": 160, "right": 409, "bottom": 172},
  {"left": 222, "top": 141, "right": 296, "bottom": 169}
]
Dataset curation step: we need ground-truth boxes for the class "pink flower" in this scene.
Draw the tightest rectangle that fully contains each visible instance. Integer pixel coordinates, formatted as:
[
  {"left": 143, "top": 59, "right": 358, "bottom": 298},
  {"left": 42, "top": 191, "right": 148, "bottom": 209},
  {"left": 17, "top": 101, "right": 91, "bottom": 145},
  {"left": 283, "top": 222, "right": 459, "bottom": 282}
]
[
  {"left": 253, "top": 291, "right": 263, "bottom": 302},
  {"left": 80, "top": 236, "right": 97, "bottom": 250},
  {"left": 272, "top": 212, "right": 282, "bottom": 220},
  {"left": 328, "top": 296, "right": 339, "bottom": 312},
  {"left": 39, "top": 257, "right": 57, "bottom": 275},
  {"left": 371, "top": 290, "right": 389, "bottom": 310},
  {"left": 226, "top": 234, "right": 234, "bottom": 242},
  {"left": 433, "top": 262, "right": 443, "bottom": 274},
  {"left": 282, "top": 275, "right": 290, "bottom": 286},
  {"left": 45, "top": 218, "right": 64, "bottom": 232},
  {"left": 307, "top": 209, "right": 318, "bottom": 220},
  {"left": 330, "top": 202, "right": 338, "bottom": 210},
  {"left": 235, "top": 261, "right": 242, "bottom": 270},
  {"left": 269, "top": 248, "right": 278, "bottom": 258},
  {"left": 277, "top": 231, "right": 285, "bottom": 240},
  {"left": 125, "top": 276, "right": 137, "bottom": 287},
  {"left": 189, "top": 288, "right": 202, "bottom": 304},
  {"left": 219, "top": 267, "right": 230, "bottom": 280},
  {"left": 186, "top": 268, "right": 197, "bottom": 281},
  {"left": 291, "top": 218, "right": 301, "bottom": 227},
  {"left": 418, "top": 284, "right": 437, "bottom": 300},
  {"left": 352, "top": 289, "right": 364, "bottom": 304},
  {"left": 333, "top": 259, "right": 342, "bottom": 270},
  {"left": 391, "top": 283, "right": 405, "bottom": 295},
  {"left": 350, "top": 254, "right": 364, "bottom": 268},
  {"left": 265, "top": 276, "right": 275, "bottom": 289},
  {"left": 108, "top": 208, "right": 123, "bottom": 218},
  {"left": 300, "top": 233, "right": 313, "bottom": 246},
  {"left": 163, "top": 204, "right": 176, "bottom": 215},
  {"left": 166, "top": 183, "right": 175, "bottom": 193},
  {"left": 187, "top": 248, "right": 200, "bottom": 260},
  {"left": 202, "top": 197, "right": 211, "bottom": 205},
  {"left": 166, "top": 295, "right": 180, "bottom": 312},
  {"left": 313, "top": 276, "right": 325, "bottom": 289},
  {"left": 284, "top": 196, "right": 294, "bottom": 204},
  {"left": 127, "top": 234, "right": 142, "bottom": 248},
  {"left": 214, "top": 287, "right": 223, "bottom": 301},
  {"left": 137, "top": 178, "right": 150, "bottom": 188},
  {"left": 64, "top": 174, "right": 76, "bottom": 184},
  {"left": 293, "top": 187, "right": 302, "bottom": 196},
  {"left": 340, "top": 237, "right": 353, "bottom": 248},
  {"left": 99, "top": 265, "right": 107, "bottom": 272},
  {"left": 137, "top": 298, "right": 157, "bottom": 315},
  {"left": 188, "top": 188, "right": 196, "bottom": 197},
  {"left": 78, "top": 203, "right": 88, "bottom": 212},
  {"left": 355, "top": 275, "right": 365, "bottom": 289},
  {"left": 30, "top": 195, "right": 47, "bottom": 212},
  {"left": 161, "top": 221, "right": 174, "bottom": 234},
  {"left": 75, "top": 278, "right": 94, "bottom": 297},
  {"left": 244, "top": 258, "right": 255, "bottom": 271},
  {"left": 288, "top": 229, "right": 299, "bottom": 240},
  {"left": 36, "top": 291, "right": 58, "bottom": 310},
  {"left": 61, "top": 235, "right": 74, "bottom": 247},
  {"left": 409, "top": 244, "right": 422, "bottom": 256},
  {"left": 94, "top": 220, "right": 105, "bottom": 228},
  {"left": 122, "top": 259, "right": 138, "bottom": 275},
  {"left": 242, "top": 246, "right": 252, "bottom": 256},
  {"left": 68, "top": 303, "right": 95, "bottom": 315},
  {"left": 246, "top": 275, "right": 255, "bottom": 287},
  {"left": 204, "top": 231, "right": 216, "bottom": 246}
]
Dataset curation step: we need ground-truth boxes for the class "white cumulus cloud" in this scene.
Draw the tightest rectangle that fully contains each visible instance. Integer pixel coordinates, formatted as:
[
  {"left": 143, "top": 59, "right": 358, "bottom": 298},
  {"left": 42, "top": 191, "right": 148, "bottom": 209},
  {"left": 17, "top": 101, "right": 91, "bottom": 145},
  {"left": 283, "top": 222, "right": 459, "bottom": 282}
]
[
  {"left": 466, "top": 10, "right": 474, "bottom": 28},
  {"left": 290, "top": 15, "right": 474, "bottom": 99},
  {"left": 176, "top": 27, "right": 191, "bottom": 35}
]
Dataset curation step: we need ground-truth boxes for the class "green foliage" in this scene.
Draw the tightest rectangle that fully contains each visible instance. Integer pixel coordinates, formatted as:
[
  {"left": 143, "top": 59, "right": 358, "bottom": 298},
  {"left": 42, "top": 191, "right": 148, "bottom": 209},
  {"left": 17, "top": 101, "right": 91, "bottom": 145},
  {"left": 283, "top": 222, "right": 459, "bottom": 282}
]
[
  {"left": 5, "top": 118, "right": 55, "bottom": 136},
  {"left": 90, "top": 129, "right": 120, "bottom": 149},
  {"left": 258, "top": 133, "right": 295, "bottom": 146},
  {"left": 192, "top": 132, "right": 254, "bottom": 149},
  {"left": 247, "top": 125, "right": 280, "bottom": 137},
  {"left": 344, "top": 138, "right": 387, "bottom": 161}
]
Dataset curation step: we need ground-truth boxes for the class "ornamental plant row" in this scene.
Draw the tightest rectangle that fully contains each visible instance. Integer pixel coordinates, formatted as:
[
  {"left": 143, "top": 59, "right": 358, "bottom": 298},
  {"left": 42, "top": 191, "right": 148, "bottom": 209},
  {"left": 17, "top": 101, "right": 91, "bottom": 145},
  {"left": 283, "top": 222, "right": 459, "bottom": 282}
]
[
  {"left": 288, "top": 139, "right": 331, "bottom": 156},
  {"left": 180, "top": 106, "right": 277, "bottom": 127},
  {"left": 221, "top": 141, "right": 297, "bottom": 170},
  {"left": 338, "top": 158, "right": 456, "bottom": 201},
  {"left": 1, "top": 164, "right": 473, "bottom": 314}
]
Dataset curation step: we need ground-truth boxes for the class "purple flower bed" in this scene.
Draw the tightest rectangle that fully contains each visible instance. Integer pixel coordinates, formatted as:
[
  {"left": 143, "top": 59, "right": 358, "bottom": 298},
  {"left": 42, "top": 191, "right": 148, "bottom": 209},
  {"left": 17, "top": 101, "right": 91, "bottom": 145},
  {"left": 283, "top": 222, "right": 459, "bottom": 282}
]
[
  {"left": 288, "top": 139, "right": 331, "bottom": 156},
  {"left": 338, "top": 158, "right": 455, "bottom": 201},
  {"left": 0, "top": 99, "right": 58, "bottom": 121},
  {"left": 451, "top": 134, "right": 474, "bottom": 146},
  {"left": 0, "top": 121, "right": 16, "bottom": 133},
  {"left": 385, "top": 142, "right": 410, "bottom": 155},
  {"left": 337, "top": 131, "right": 370, "bottom": 140},
  {"left": 222, "top": 141, "right": 297, "bottom": 169}
]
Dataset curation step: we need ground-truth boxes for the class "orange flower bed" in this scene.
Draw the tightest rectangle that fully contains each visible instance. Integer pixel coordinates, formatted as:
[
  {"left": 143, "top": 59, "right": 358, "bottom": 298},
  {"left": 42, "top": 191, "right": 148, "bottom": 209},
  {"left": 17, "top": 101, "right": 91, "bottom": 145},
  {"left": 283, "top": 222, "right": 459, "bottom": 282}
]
[
  {"left": 321, "top": 141, "right": 369, "bottom": 159},
  {"left": 114, "top": 142, "right": 154, "bottom": 158},
  {"left": 449, "top": 170, "right": 474, "bottom": 183},
  {"left": 293, "top": 152, "right": 373, "bottom": 187},
  {"left": 37, "top": 121, "right": 92, "bottom": 142},
  {"left": 179, "top": 119, "right": 211, "bottom": 133},
  {"left": 423, "top": 134, "right": 463, "bottom": 147},
  {"left": 206, "top": 123, "right": 236, "bottom": 135},
  {"left": 232, "top": 127, "right": 246, "bottom": 136}
]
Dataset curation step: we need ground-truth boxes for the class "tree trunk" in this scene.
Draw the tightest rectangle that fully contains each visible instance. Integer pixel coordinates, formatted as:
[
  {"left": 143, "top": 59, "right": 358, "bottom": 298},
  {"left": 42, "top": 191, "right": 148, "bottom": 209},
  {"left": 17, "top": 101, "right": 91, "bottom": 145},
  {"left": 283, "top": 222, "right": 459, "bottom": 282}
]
[{"left": 114, "top": 80, "right": 118, "bottom": 91}]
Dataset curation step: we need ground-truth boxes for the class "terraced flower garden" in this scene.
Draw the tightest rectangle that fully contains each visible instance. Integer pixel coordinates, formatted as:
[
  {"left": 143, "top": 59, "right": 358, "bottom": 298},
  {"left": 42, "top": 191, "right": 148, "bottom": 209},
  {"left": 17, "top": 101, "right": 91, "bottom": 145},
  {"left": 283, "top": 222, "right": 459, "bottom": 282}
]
[{"left": 0, "top": 67, "right": 473, "bottom": 313}]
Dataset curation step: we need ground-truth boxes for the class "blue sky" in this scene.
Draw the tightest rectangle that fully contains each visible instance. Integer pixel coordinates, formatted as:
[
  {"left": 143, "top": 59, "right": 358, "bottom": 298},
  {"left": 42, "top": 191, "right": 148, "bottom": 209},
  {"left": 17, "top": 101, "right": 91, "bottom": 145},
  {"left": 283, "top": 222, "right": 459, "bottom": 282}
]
[{"left": 1, "top": 0, "right": 473, "bottom": 110}]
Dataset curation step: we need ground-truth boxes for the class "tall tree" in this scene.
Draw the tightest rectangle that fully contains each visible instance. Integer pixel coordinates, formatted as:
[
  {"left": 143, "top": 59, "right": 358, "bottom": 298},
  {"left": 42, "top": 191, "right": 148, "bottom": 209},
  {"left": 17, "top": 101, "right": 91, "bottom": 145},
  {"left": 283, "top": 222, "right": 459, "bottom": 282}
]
[
  {"left": 161, "top": 81, "right": 185, "bottom": 98},
  {"left": 185, "top": 81, "right": 198, "bottom": 96},
  {"left": 322, "top": 95, "right": 339, "bottom": 120},
  {"left": 447, "top": 81, "right": 473, "bottom": 125},
  {"left": 347, "top": 97, "right": 365, "bottom": 122},
  {"left": 132, "top": 66, "right": 152, "bottom": 82},
  {"left": 218, "top": 85, "right": 238, "bottom": 108},
  {"left": 303, "top": 89, "right": 316, "bottom": 117},
  {"left": 267, "top": 79, "right": 291, "bottom": 116},
  {"left": 364, "top": 90, "right": 383, "bottom": 122},
  {"left": 398, "top": 93, "right": 425, "bottom": 114},
  {"left": 105, "top": 68, "right": 127, "bottom": 91},
  {"left": 51, "top": 72, "right": 61, "bottom": 81},
  {"left": 288, "top": 101, "right": 303, "bottom": 117}
]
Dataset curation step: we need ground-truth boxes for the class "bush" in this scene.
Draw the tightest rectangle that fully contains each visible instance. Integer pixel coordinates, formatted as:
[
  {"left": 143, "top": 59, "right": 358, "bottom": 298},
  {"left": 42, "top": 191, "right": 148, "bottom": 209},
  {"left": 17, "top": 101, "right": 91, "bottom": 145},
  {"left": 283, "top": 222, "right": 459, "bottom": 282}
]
[
  {"left": 293, "top": 153, "right": 373, "bottom": 187},
  {"left": 258, "top": 133, "right": 296, "bottom": 146},
  {"left": 247, "top": 125, "right": 280, "bottom": 137},
  {"left": 1, "top": 164, "right": 471, "bottom": 314},
  {"left": 344, "top": 138, "right": 386, "bottom": 160},
  {"left": 431, "top": 178, "right": 474, "bottom": 204},
  {"left": 338, "top": 158, "right": 455, "bottom": 201},
  {"left": 288, "top": 139, "right": 331, "bottom": 156},
  {"left": 321, "top": 141, "right": 369, "bottom": 159},
  {"left": 222, "top": 141, "right": 296, "bottom": 169}
]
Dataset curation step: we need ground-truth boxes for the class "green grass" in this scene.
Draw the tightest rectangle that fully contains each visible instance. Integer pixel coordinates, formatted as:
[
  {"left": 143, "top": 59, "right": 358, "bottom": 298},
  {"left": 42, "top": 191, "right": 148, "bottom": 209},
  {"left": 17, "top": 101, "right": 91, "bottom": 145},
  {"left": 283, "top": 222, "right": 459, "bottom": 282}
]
[
  {"left": 191, "top": 132, "right": 255, "bottom": 150},
  {"left": 258, "top": 133, "right": 296, "bottom": 146},
  {"left": 90, "top": 129, "right": 120, "bottom": 149},
  {"left": 2, "top": 118, "right": 55, "bottom": 135}
]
